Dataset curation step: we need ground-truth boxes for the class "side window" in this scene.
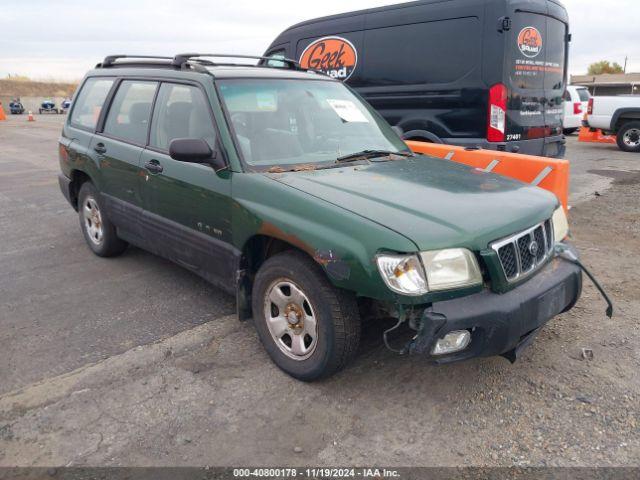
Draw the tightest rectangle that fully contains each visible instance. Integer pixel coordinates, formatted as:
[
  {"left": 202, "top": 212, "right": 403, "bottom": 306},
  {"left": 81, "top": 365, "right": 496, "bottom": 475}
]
[
  {"left": 70, "top": 78, "right": 114, "bottom": 130},
  {"left": 149, "top": 83, "right": 217, "bottom": 152},
  {"left": 266, "top": 50, "right": 286, "bottom": 68},
  {"left": 103, "top": 81, "right": 157, "bottom": 145},
  {"left": 362, "top": 18, "right": 480, "bottom": 85}
]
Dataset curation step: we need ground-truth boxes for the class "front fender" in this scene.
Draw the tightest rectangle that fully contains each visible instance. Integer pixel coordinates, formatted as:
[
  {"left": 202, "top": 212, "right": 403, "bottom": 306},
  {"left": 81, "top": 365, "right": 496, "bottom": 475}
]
[{"left": 231, "top": 173, "right": 418, "bottom": 301}]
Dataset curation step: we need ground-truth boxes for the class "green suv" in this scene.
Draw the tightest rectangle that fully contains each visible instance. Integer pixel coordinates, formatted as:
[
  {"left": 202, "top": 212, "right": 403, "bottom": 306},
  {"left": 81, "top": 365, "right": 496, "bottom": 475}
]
[{"left": 58, "top": 54, "right": 582, "bottom": 381}]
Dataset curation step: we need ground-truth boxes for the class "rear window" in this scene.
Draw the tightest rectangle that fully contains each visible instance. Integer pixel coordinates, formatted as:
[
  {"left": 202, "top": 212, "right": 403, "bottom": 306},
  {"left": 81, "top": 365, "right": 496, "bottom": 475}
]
[
  {"left": 577, "top": 88, "right": 591, "bottom": 101},
  {"left": 510, "top": 14, "right": 567, "bottom": 91},
  {"left": 70, "top": 78, "right": 114, "bottom": 130},
  {"left": 544, "top": 18, "right": 566, "bottom": 91}
]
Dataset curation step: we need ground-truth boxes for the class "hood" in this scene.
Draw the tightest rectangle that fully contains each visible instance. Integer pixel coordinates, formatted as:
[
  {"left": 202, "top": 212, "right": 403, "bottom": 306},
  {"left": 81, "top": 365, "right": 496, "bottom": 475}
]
[{"left": 266, "top": 156, "right": 558, "bottom": 251}]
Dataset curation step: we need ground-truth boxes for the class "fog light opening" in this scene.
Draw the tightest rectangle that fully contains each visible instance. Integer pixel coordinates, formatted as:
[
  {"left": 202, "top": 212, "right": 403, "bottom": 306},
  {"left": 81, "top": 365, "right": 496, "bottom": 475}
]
[{"left": 431, "top": 330, "right": 471, "bottom": 356}]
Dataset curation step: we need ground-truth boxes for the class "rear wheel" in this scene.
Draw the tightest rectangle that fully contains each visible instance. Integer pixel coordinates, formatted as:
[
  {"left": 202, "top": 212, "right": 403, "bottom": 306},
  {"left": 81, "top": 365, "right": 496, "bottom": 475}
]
[
  {"left": 252, "top": 251, "right": 360, "bottom": 381},
  {"left": 563, "top": 128, "right": 578, "bottom": 135},
  {"left": 616, "top": 122, "right": 640, "bottom": 153},
  {"left": 77, "top": 182, "right": 128, "bottom": 257}
]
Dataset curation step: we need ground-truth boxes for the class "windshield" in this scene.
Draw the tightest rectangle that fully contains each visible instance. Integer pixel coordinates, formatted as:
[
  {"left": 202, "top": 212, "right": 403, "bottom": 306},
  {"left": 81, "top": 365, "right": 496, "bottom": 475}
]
[{"left": 217, "top": 78, "right": 408, "bottom": 170}]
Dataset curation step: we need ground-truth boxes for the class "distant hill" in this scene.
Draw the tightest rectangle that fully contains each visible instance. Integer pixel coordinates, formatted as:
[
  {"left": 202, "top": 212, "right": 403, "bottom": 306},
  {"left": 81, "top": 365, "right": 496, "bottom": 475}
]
[{"left": 0, "top": 79, "right": 78, "bottom": 98}]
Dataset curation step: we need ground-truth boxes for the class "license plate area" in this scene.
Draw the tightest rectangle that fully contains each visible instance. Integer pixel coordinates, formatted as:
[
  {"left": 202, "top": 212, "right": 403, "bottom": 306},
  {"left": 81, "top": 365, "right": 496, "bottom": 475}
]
[{"left": 536, "top": 283, "right": 567, "bottom": 322}]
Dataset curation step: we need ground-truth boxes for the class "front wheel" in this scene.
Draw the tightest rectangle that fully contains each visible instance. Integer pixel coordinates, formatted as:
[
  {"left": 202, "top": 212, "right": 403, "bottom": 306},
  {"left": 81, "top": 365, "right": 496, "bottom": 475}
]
[
  {"left": 563, "top": 128, "right": 578, "bottom": 136},
  {"left": 77, "top": 182, "right": 128, "bottom": 257},
  {"left": 617, "top": 122, "right": 640, "bottom": 153},
  {"left": 252, "top": 251, "right": 361, "bottom": 381}
]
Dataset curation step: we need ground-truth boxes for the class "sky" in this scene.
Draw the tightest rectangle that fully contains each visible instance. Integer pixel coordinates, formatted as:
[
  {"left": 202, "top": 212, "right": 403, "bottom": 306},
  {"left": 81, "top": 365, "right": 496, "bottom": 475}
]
[{"left": 0, "top": 0, "right": 638, "bottom": 81}]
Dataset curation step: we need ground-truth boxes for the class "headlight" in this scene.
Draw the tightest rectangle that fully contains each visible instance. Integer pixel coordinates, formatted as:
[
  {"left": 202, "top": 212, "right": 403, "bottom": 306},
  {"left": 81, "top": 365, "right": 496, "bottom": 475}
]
[
  {"left": 376, "top": 254, "right": 428, "bottom": 296},
  {"left": 552, "top": 207, "right": 569, "bottom": 242},
  {"left": 420, "top": 248, "right": 483, "bottom": 291},
  {"left": 377, "top": 248, "right": 482, "bottom": 295}
]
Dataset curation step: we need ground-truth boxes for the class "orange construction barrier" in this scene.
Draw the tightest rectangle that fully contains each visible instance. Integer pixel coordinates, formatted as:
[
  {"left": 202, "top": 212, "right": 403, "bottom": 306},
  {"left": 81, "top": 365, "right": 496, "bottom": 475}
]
[
  {"left": 407, "top": 141, "right": 570, "bottom": 212},
  {"left": 27, "top": 111, "right": 35, "bottom": 122},
  {"left": 578, "top": 126, "right": 616, "bottom": 144},
  {"left": 0, "top": 102, "right": 6, "bottom": 121}
]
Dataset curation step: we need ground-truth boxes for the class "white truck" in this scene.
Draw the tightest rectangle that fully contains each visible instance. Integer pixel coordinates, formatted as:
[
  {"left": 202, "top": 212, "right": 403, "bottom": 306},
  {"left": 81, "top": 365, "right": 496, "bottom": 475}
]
[{"left": 586, "top": 96, "right": 640, "bottom": 152}]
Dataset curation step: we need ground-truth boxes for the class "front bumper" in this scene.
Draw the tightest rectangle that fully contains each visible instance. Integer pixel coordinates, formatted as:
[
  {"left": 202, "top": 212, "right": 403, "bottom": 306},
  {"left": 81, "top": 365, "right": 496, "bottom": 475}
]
[{"left": 408, "top": 251, "right": 582, "bottom": 363}]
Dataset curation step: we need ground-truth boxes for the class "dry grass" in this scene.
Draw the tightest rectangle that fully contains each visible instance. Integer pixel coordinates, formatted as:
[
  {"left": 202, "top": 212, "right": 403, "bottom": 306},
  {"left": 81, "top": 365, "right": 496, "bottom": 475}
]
[{"left": 0, "top": 79, "right": 78, "bottom": 98}]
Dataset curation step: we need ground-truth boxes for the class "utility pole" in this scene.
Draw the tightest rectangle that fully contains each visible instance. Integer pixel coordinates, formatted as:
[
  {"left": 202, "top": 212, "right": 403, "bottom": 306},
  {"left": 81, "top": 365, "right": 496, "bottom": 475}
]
[{"left": 624, "top": 56, "right": 628, "bottom": 73}]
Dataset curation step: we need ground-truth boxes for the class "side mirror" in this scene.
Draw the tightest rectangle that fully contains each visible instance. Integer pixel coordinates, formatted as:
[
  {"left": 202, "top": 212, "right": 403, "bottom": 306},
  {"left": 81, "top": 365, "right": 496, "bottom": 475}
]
[{"left": 169, "top": 138, "right": 227, "bottom": 171}]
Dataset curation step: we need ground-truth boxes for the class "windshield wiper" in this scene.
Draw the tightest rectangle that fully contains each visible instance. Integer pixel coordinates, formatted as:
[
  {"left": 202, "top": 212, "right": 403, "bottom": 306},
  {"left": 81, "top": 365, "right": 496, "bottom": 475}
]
[{"left": 336, "top": 149, "right": 414, "bottom": 163}]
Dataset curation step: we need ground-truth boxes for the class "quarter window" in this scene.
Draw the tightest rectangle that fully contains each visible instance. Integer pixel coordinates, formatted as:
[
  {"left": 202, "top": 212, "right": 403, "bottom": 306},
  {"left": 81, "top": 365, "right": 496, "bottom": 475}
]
[
  {"left": 70, "top": 78, "right": 114, "bottom": 130},
  {"left": 149, "top": 83, "right": 217, "bottom": 152},
  {"left": 103, "top": 81, "right": 158, "bottom": 145}
]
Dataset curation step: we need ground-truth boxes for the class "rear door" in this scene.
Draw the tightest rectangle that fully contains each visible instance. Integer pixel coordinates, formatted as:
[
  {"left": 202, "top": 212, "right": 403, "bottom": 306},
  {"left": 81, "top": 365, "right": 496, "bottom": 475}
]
[
  {"left": 506, "top": 7, "right": 567, "bottom": 152},
  {"left": 93, "top": 79, "right": 158, "bottom": 242}
]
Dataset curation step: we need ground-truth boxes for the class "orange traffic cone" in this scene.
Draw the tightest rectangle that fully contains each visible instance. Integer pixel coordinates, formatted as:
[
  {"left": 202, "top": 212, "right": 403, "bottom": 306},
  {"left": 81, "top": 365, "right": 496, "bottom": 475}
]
[
  {"left": 0, "top": 102, "right": 6, "bottom": 121},
  {"left": 28, "top": 111, "right": 35, "bottom": 122}
]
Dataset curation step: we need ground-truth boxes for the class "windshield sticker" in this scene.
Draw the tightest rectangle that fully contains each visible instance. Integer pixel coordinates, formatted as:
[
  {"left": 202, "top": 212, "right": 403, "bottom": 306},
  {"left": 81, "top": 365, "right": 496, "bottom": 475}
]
[
  {"left": 326, "top": 99, "right": 369, "bottom": 123},
  {"left": 517, "top": 27, "right": 543, "bottom": 58},
  {"left": 299, "top": 36, "right": 358, "bottom": 81}
]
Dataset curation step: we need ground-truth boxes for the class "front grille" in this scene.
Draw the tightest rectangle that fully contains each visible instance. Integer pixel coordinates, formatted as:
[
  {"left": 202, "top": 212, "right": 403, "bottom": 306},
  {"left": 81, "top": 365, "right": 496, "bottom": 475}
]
[{"left": 491, "top": 219, "right": 554, "bottom": 282}]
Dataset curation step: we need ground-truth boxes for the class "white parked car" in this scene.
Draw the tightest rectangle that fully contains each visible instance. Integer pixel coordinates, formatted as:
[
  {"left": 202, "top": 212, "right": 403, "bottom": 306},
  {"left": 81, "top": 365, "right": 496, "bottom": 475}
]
[
  {"left": 586, "top": 95, "right": 640, "bottom": 152},
  {"left": 562, "top": 85, "right": 591, "bottom": 135}
]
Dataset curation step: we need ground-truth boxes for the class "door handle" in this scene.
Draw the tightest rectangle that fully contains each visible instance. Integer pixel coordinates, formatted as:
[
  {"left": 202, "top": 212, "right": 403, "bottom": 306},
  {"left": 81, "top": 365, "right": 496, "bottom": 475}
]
[
  {"left": 94, "top": 143, "right": 107, "bottom": 155},
  {"left": 144, "top": 159, "right": 164, "bottom": 174}
]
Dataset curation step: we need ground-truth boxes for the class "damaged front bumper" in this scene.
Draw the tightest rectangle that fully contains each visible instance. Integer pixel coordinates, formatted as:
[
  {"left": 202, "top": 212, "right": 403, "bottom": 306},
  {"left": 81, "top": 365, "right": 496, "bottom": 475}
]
[{"left": 407, "top": 247, "right": 583, "bottom": 363}]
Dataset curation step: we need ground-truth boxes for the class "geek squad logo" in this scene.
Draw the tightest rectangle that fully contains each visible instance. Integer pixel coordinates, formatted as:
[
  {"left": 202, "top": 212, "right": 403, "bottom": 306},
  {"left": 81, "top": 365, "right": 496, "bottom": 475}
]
[
  {"left": 517, "top": 26, "right": 543, "bottom": 58},
  {"left": 299, "top": 36, "right": 358, "bottom": 81}
]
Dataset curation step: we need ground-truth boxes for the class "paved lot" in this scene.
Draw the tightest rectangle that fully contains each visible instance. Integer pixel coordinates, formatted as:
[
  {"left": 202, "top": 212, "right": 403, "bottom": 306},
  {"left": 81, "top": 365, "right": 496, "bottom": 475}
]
[{"left": 0, "top": 115, "right": 638, "bottom": 467}]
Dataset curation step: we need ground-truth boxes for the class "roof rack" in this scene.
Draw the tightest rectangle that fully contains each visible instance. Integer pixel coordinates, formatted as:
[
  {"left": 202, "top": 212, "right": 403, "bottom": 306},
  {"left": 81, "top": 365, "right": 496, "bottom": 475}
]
[
  {"left": 97, "top": 55, "right": 174, "bottom": 68},
  {"left": 96, "top": 53, "right": 312, "bottom": 75},
  {"left": 172, "top": 53, "right": 302, "bottom": 70}
]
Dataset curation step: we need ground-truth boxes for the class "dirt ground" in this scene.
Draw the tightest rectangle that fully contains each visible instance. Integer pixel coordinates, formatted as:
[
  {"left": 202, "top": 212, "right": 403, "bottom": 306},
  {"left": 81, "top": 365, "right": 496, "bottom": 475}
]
[{"left": 0, "top": 116, "right": 638, "bottom": 468}]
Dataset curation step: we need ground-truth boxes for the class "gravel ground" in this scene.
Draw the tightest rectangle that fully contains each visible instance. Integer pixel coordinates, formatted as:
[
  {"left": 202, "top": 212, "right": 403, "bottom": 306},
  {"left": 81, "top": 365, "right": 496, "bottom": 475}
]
[{"left": 0, "top": 117, "right": 638, "bottom": 467}]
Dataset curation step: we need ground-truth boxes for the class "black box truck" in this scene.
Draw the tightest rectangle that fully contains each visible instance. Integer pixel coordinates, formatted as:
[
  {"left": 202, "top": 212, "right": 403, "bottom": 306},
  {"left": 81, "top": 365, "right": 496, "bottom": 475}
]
[{"left": 265, "top": 0, "right": 570, "bottom": 158}]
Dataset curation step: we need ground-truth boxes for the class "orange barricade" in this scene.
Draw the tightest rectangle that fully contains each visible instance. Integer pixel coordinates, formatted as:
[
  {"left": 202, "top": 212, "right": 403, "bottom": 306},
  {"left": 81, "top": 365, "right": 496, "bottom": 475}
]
[
  {"left": 407, "top": 141, "right": 570, "bottom": 212},
  {"left": 578, "top": 126, "right": 617, "bottom": 145},
  {"left": 0, "top": 102, "right": 6, "bottom": 121}
]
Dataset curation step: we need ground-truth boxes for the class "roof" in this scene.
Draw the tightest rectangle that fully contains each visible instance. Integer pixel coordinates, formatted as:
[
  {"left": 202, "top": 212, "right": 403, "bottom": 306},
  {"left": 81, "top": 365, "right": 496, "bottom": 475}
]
[
  {"left": 571, "top": 73, "right": 640, "bottom": 86},
  {"left": 85, "top": 54, "right": 335, "bottom": 82},
  {"left": 205, "top": 66, "right": 332, "bottom": 80},
  {"left": 86, "top": 65, "right": 332, "bottom": 82},
  {"left": 281, "top": 0, "right": 566, "bottom": 33}
]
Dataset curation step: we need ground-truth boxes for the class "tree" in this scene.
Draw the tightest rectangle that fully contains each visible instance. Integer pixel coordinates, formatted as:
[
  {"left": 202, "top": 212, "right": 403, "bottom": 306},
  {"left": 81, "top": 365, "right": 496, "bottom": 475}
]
[{"left": 587, "top": 61, "right": 624, "bottom": 75}]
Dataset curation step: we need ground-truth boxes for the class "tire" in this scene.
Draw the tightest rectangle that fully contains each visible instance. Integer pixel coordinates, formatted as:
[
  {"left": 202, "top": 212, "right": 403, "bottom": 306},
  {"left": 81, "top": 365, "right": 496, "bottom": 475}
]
[
  {"left": 616, "top": 122, "right": 640, "bottom": 153},
  {"left": 563, "top": 128, "right": 578, "bottom": 136},
  {"left": 252, "top": 250, "right": 361, "bottom": 381},
  {"left": 77, "top": 182, "right": 128, "bottom": 257}
]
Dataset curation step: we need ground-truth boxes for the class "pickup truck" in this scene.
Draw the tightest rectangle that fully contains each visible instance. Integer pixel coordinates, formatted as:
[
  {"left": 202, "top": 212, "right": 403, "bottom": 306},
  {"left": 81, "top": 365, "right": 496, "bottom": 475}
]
[{"left": 586, "top": 95, "right": 640, "bottom": 152}]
